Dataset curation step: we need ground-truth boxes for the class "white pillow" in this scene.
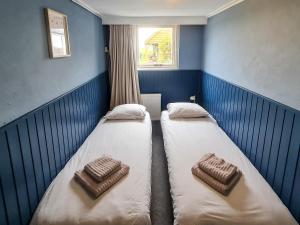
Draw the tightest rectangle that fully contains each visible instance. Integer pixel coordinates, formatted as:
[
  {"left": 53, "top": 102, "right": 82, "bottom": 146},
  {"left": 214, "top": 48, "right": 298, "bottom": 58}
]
[
  {"left": 167, "top": 102, "right": 209, "bottom": 119},
  {"left": 104, "top": 104, "right": 146, "bottom": 120}
]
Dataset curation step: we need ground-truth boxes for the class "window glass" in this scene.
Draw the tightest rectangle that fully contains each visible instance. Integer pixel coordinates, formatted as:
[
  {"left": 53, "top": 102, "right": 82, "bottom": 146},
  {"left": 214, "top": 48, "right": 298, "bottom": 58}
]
[{"left": 137, "top": 26, "right": 178, "bottom": 69}]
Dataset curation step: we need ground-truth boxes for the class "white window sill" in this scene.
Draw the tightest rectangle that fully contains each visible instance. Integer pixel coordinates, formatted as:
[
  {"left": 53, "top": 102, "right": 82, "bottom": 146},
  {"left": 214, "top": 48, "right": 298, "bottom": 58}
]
[{"left": 138, "top": 67, "right": 179, "bottom": 71}]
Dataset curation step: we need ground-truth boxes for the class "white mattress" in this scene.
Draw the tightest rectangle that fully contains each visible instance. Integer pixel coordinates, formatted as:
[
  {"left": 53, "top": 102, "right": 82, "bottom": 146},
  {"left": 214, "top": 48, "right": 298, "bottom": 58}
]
[
  {"left": 31, "top": 113, "right": 152, "bottom": 225},
  {"left": 160, "top": 111, "right": 297, "bottom": 225}
]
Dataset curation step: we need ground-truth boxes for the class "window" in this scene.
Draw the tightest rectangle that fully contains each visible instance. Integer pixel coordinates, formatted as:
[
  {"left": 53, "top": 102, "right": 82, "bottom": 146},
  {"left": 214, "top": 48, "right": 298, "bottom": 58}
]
[{"left": 137, "top": 26, "right": 179, "bottom": 69}]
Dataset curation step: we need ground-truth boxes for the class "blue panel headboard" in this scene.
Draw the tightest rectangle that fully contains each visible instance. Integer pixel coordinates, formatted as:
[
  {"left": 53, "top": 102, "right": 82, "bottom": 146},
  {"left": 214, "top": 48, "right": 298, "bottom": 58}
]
[
  {"left": 0, "top": 72, "right": 110, "bottom": 225},
  {"left": 201, "top": 71, "right": 300, "bottom": 222}
]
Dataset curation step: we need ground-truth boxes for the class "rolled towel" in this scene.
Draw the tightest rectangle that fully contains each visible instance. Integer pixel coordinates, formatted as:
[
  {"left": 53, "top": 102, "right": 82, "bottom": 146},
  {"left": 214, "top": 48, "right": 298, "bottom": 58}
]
[
  {"left": 84, "top": 156, "right": 121, "bottom": 182},
  {"left": 192, "top": 165, "right": 241, "bottom": 196},
  {"left": 198, "top": 153, "right": 237, "bottom": 184},
  {"left": 75, "top": 164, "right": 129, "bottom": 198}
]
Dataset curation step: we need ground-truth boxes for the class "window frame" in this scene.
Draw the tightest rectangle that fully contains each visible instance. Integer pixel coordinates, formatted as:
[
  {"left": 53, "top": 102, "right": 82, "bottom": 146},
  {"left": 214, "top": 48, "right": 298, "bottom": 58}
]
[{"left": 136, "top": 25, "right": 179, "bottom": 70}]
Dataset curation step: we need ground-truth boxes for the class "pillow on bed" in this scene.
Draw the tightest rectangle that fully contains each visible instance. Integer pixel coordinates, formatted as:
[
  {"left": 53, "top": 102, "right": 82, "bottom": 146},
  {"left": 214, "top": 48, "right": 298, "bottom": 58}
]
[
  {"left": 167, "top": 102, "right": 209, "bottom": 119},
  {"left": 104, "top": 104, "right": 146, "bottom": 120}
]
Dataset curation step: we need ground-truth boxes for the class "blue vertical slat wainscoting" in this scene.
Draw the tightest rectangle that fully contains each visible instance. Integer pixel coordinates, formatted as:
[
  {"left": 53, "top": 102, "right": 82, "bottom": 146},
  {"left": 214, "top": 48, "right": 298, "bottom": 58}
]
[
  {"left": 0, "top": 72, "right": 110, "bottom": 225},
  {"left": 138, "top": 70, "right": 200, "bottom": 109},
  {"left": 201, "top": 72, "right": 300, "bottom": 222}
]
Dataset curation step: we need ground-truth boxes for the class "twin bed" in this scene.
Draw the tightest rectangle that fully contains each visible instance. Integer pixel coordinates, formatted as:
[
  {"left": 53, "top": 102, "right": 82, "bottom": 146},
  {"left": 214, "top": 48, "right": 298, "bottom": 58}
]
[
  {"left": 31, "top": 104, "right": 297, "bottom": 225},
  {"left": 31, "top": 111, "right": 152, "bottom": 225},
  {"left": 161, "top": 110, "right": 297, "bottom": 225}
]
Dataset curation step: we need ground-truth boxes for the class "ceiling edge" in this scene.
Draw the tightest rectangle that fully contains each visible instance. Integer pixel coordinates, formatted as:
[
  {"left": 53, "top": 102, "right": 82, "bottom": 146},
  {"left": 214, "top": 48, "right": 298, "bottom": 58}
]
[
  {"left": 102, "top": 16, "right": 208, "bottom": 25},
  {"left": 72, "top": 0, "right": 103, "bottom": 18},
  {"left": 208, "top": 0, "right": 245, "bottom": 18},
  {"left": 72, "top": 0, "right": 245, "bottom": 22}
]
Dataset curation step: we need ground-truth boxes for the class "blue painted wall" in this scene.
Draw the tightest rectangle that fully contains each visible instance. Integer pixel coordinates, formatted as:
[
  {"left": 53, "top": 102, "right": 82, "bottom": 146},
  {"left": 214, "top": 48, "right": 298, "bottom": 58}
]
[
  {"left": 139, "top": 70, "right": 200, "bottom": 109},
  {"left": 0, "top": 0, "right": 107, "bottom": 127},
  {"left": 0, "top": 73, "right": 110, "bottom": 225},
  {"left": 202, "top": 0, "right": 300, "bottom": 110},
  {"left": 179, "top": 25, "right": 203, "bottom": 70},
  {"left": 201, "top": 72, "right": 300, "bottom": 222}
]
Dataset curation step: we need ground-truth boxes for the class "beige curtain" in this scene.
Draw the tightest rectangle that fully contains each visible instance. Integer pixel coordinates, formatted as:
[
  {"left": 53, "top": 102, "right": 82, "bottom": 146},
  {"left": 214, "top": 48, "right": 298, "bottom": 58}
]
[{"left": 109, "top": 25, "right": 141, "bottom": 109}]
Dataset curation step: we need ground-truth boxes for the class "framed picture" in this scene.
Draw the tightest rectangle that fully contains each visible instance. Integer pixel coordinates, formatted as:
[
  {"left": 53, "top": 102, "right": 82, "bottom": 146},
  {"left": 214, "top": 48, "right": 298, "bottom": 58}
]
[{"left": 45, "top": 8, "right": 71, "bottom": 58}]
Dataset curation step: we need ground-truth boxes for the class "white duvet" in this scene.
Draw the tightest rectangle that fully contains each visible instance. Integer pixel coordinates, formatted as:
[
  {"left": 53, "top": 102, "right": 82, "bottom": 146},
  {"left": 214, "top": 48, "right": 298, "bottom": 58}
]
[
  {"left": 31, "top": 113, "right": 152, "bottom": 225},
  {"left": 161, "top": 111, "right": 297, "bottom": 225}
]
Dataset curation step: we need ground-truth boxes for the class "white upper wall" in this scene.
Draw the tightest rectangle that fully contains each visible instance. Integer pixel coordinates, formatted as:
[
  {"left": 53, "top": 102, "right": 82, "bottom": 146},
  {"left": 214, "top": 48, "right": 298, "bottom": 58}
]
[{"left": 203, "top": 0, "right": 300, "bottom": 110}]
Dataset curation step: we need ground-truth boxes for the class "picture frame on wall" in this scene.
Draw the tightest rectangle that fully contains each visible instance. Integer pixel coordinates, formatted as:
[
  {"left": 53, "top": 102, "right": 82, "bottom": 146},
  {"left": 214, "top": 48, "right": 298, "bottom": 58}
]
[{"left": 45, "top": 8, "right": 71, "bottom": 58}]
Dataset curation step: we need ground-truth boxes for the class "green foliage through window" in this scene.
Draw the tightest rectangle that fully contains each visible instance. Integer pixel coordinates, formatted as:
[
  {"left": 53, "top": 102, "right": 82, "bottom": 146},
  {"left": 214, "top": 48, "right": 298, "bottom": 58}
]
[{"left": 138, "top": 27, "right": 176, "bottom": 67}]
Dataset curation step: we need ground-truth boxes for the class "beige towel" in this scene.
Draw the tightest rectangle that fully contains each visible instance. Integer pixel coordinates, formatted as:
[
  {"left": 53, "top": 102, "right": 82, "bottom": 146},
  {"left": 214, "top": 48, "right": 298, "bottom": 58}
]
[
  {"left": 75, "top": 164, "right": 129, "bottom": 198},
  {"left": 84, "top": 156, "right": 121, "bottom": 182},
  {"left": 192, "top": 165, "right": 241, "bottom": 196},
  {"left": 198, "top": 153, "right": 237, "bottom": 184}
]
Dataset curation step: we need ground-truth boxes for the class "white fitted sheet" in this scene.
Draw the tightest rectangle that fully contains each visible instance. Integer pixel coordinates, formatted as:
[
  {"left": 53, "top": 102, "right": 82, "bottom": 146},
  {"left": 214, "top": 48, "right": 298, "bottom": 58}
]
[
  {"left": 31, "top": 113, "right": 152, "bottom": 225},
  {"left": 161, "top": 111, "right": 297, "bottom": 225}
]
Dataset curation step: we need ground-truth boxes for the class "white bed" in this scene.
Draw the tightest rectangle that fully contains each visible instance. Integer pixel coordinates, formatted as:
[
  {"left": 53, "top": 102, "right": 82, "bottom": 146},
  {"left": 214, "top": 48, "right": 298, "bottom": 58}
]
[
  {"left": 161, "top": 111, "right": 297, "bottom": 225},
  {"left": 31, "top": 113, "right": 152, "bottom": 225}
]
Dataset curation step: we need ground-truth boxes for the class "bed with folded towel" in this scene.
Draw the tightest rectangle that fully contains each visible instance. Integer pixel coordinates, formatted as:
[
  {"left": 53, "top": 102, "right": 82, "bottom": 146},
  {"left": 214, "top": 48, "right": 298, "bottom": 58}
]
[
  {"left": 74, "top": 156, "right": 130, "bottom": 198},
  {"left": 30, "top": 110, "right": 152, "bottom": 225},
  {"left": 161, "top": 109, "right": 297, "bottom": 225},
  {"left": 191, "top": 153, "right": 242, "bottom": 196}
]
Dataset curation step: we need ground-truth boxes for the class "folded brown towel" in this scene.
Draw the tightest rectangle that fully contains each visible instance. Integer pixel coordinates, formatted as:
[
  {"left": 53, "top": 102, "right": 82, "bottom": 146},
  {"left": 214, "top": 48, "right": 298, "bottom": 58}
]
[
  {"left": 75, "top": 164, "right": 129, "bottom": 198},
  {"left": 198, "top": 153, "right": 237, "bottom": 184},
  {"left": 192, "top": 165, "right": 241, "bottom": 196},
  {"left": 84, "top": 156, "right": 121, "bottom": 182}
]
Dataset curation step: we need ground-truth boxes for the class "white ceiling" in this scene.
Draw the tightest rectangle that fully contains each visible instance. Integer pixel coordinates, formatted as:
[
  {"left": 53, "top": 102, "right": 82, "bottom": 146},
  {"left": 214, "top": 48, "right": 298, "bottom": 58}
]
[
  {"left": 73, "top": 0, "right": 244, "bottom": 24},
  {"left": 78, "top": 0, "right": 234, "bottom": 17}
]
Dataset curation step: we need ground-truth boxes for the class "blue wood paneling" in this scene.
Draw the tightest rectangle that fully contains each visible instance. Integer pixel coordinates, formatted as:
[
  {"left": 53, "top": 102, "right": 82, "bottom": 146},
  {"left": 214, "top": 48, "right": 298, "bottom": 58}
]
[
  {"left": 138, "top": 70, "right": 200, "bottom": 109},
  {"left": 201, "top": 72, "right": 300, "bottom": 222},
  {"left": 0, "top": 72, "right": 110, "bottom": 225},
  {"left": 0, "top": 177, "right": 9, "bottom": 225}
]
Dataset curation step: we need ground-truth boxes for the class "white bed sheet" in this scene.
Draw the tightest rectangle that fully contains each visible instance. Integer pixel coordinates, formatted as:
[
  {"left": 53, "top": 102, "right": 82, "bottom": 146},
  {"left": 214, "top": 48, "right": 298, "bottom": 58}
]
[
  {"left": 161, "top": 111, "right": 297, "bottom": 225},
  {"left": 31, "top": 113, "right": 152, "bottom": 225}
]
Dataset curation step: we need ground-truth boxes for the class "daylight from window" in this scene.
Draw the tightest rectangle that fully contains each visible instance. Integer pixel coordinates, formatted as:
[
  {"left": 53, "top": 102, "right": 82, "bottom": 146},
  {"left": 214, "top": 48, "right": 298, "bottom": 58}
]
[{"left": 138, "top": 27, "right": 175, "bottom": 68}]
